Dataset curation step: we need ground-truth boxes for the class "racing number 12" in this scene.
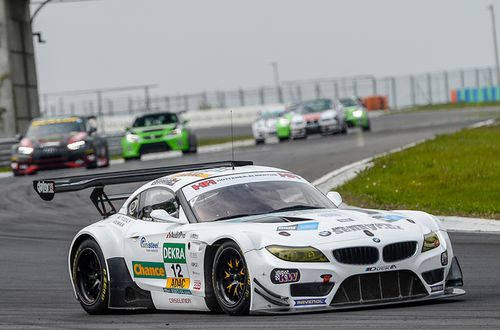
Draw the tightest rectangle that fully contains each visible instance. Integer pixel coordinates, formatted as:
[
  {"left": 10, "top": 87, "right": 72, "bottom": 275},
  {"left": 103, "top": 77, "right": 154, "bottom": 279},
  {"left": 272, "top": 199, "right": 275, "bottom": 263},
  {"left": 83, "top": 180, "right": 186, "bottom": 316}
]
[{"left": 171, "top": 264, "right": 183, "bottom": 277}]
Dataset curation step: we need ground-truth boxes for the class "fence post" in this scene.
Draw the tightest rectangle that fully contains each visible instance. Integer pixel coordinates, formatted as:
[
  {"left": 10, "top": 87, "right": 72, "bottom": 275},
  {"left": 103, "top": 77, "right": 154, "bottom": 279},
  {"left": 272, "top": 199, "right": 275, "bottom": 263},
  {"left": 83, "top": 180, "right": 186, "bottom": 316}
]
[
  {"left": 259, "top": 88, "right": 265, "bottom": 105},
  {"left": 315, "top": 82, "right": 321, "bottom": 99},
  {"left": 70, "top": 103, "right": 75, "bottom": 115},
  {"left": 488, "top": 67, "right": 494, "bottom": 86},
  {"left": 410, "top": 76, "right": 416, "bottom": 106},
  {"left": 460, "top": 69, "right": 465, "bottom": 89},
  {"left": 296, "top": 85, "right": 302, "bottom": 101},
  {"left": 444, "top": 71, "right": 449, "bottom": 103},
  {"left": 371, "top": 77, "right": 377, "bottom": 95},
  {"left": 164, "top": 97, "right": 170, "bottom": 111},
  {"left": 108, "top": 100, "right": 114, "bottom": 116},
  {"left": 427, "top": 73, "right": 432, "bottom": 104},
  {"left": 475, "top": 68, "right": 480, "bottom": 88},
  {"left": 239, "top": 89, "right": 245, "bottom": 106},
  {"left": 353, "top": 79, "right": 358, "bottom": 97},
  {"left": 43, "top": 94, "right": 48, "bottom": 116},
  {"left": 97, "top": 91, "right": 104, "bottom": 131},
  {"left": 333, "top": 81, "right": 339, "bottom": 99},
  {"left": 391, "top": 77, "right": 397, "bottom": 109},
  {"left": 144, "top": 86, "right": 151, "bottom": 112},
  {"left": 58, "top": 97, "right": 64, "bottom": 115},
  {"left": 184, "top": 95, "right": 189, "bottom": 112},
  {"left": 128, "top": 97, "right": 134, "bottom": 114}
]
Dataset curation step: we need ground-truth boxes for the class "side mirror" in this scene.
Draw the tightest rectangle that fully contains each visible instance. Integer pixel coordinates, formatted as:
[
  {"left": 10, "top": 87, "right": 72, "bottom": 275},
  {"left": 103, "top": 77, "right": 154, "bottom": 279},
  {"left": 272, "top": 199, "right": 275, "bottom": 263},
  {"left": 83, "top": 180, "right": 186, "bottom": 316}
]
[
  {"left": 327, "top": 191, "right": 343, "bottom": 207},
  {"left": 182, "top": 119, "right": 188, "bottom": 125},
  {"left": 15, "top": 133, "right": 22, "bottom": 141},
  {"left": 150, "top": 209, "right": 184, "bottom": 224},
  {"left": 88, "top": 126, "right": 97, "bottom": 134}
]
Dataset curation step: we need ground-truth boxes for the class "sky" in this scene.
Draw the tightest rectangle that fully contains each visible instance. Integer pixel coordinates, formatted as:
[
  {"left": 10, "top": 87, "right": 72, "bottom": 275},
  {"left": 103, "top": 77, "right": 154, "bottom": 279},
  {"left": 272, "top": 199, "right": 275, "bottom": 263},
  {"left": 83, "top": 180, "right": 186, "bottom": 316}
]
[{"left": 32, "top": 0, "right": 499, "bottom": 95}]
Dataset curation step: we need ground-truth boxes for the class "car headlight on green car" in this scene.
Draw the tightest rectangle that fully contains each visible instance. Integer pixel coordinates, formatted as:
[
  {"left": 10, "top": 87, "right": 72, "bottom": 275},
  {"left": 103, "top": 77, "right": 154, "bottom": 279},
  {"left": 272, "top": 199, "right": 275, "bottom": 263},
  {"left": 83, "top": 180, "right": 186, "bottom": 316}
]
[
  {"left": 352, "top": 109, "right": 363, "bottom": 118},
  {"left": 266, "top": 245, "right": 329, "bottom": 262},
  {"left": 168, "top": 128, "right": 182, "bottom": 136},
  {"left": 125, "top": 133, "right": 139, "bottom": 143},
  {"left": 422, "top": 232, "right": 440, "bottom": 252}
]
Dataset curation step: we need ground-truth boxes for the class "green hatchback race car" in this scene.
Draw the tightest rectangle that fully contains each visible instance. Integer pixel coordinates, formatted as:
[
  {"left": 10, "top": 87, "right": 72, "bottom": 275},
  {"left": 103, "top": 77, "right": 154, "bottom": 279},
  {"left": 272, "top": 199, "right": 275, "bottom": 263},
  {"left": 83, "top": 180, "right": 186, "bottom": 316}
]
[
  {"left": 121, "top": 112, "right": 197, "bottom": 160},
  {"left": 337, "top": 97, "right": 371, "bottom": 131}
]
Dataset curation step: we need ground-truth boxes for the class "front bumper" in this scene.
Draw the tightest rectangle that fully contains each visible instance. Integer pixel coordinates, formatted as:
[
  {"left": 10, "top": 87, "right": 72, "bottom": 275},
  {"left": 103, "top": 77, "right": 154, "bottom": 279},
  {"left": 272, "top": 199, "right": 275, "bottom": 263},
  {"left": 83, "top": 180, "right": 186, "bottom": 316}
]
[
  {"left": 11, "top": 146, "right": 95, "bottom": 174},
  {"left": 319, "top": 118, "right": 341, "bottom": 133},
  {"left": 245, "top": 234, "right": 464, "bottom": 314},
  {"left": 121, "top": 132, "right": 188, "bottom": 158}
]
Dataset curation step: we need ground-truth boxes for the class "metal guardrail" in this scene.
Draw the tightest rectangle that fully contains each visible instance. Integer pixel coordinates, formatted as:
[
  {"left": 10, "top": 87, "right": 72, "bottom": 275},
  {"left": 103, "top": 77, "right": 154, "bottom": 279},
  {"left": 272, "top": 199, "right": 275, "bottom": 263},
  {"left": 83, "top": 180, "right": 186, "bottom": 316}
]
[{"left": 0, "top": 135, "right": 124, "bottom": 168}]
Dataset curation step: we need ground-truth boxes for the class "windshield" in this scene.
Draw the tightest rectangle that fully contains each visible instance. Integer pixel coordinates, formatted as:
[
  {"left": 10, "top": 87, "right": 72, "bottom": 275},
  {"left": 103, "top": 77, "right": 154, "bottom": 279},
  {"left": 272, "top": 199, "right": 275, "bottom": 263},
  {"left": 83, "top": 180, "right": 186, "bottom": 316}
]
[
  {"left": 26, "top": 120, "right": 85, "bottom": 137},
  {"left": 339, "top": 98, "right": 357, "bottom": 107},
  {"left": 189, "top": 180, "right": 334, "bottom": 222},
  {"left": 133, "top": 113, "right": 178, "bottom": 127},
  {"left": 260, "top": 109, "right": 285, "bottom": 119},
  {"left": 297, "top": 99, "right": 332, "bottom": 114}
]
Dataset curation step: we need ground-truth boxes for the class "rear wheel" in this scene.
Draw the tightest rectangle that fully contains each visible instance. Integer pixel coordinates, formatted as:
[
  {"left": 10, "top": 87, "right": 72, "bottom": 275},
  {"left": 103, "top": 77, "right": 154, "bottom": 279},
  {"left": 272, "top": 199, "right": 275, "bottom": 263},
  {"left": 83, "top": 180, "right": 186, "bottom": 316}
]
[
  {"left": 72, "top": 239, "right": 109, "bottom": 314},
  {"left": 212, "top": 241, "right": 250, "bottom": 315}
]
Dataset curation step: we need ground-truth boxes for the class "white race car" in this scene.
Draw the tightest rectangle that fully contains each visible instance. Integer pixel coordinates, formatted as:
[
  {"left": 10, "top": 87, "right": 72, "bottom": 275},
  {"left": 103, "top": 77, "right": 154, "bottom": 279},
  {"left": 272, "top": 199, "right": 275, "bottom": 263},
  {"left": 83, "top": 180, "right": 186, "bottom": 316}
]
[{"left": 33, "top": 161, "right": 464, "bottom": 315}]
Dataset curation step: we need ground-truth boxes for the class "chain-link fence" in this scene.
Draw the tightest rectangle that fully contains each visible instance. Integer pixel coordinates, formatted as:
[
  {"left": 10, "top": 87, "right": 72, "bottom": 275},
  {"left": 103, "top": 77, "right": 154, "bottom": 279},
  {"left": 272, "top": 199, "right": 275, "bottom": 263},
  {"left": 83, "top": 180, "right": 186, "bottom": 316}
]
[{"left": 40, "top": 66, "right": 497, "bottom": 118}]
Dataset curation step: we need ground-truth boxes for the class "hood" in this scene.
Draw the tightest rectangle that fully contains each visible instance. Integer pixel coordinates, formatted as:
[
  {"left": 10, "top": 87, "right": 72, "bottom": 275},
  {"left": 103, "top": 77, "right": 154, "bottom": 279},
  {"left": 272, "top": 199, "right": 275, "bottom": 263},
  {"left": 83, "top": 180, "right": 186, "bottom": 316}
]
[
  {"left": 205, "top": 208, "right": 431, "bottom": 249},
  {"left": 343, "top": 106, "right": 361, "bottom": 113},
  {"left": 131, "top": 124, "right": 177, "bottom": 135}
]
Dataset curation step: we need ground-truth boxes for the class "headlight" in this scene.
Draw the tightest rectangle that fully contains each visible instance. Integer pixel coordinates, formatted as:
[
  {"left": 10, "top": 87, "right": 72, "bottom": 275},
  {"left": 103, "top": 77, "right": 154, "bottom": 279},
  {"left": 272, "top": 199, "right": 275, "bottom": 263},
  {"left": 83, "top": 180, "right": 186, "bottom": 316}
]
[
  {"left": 266, "top": 245, "right": 329, "bottom": 262},
  {"left": 168, "top": 128, "right": 182, "bottom": 136},
  {"left": 67, "top": 140, "right": 85, "bottom": 150},
  {"left": 126, "top": 133, "right": 139, "bottom": 143},
  {"left": 291, "top": 116, "right": 304, "bottom": 126},
  {"left": 352, "top": 110, "right": 363, "bottom": 118},
  {"left": 422, "top": 232, "right": 440, "bottom": 252},
  {"left": 279, "top": 118, "right": 290, "bottom": 126},
  {"left": 18, "top": 146, "right": 34, "bottom": 155}
]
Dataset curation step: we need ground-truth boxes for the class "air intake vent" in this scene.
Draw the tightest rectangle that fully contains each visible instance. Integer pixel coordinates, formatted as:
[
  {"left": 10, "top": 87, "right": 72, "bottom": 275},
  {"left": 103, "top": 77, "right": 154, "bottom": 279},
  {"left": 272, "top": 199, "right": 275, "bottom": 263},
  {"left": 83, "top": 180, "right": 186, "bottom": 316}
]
[
  {"left": 331, "top": 270, "right": 428, "bottom": 306},
  {"left": 332, "top": 246, "right": 379, "bottom": 265},
  {"left": 383, "top": 241, "right": 418, "bottom": 262}
]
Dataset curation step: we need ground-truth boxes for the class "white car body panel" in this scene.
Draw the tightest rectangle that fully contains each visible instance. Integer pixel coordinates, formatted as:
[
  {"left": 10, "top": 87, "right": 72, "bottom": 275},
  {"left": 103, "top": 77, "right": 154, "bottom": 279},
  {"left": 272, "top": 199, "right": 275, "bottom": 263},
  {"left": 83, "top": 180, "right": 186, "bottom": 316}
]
[{"left": 68, "top": 165, "right": 464, "bottom": 314}]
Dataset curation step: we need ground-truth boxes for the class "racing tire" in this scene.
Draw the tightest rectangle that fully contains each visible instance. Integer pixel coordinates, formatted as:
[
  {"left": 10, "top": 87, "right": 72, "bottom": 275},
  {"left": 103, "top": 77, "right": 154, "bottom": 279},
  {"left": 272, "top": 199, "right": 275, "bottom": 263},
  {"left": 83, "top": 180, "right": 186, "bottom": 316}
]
[
  {"left": 85, "top": 145, "right": 98, "bottom": 169},
  {"left": 72, "top": 239, "right": 109, "bottom": 315},
  {"left": 100, "top": 144, "right": 110, "bottom": 168},
  {"left": 278, "top": 136, "right": 290, "bottom": 143},
  {"left": 212, "top": 241, "right": 251, "bottom": 315},
  {"left": 255, "top": 139, "right": 265, "bottom": 145},
  {"left": 12, "top": 170, "right": 22, "bottom": 177},
  {"left": 341, "top": 121, "right": 348, "bottom": 134},
  {"left": 182, "top": 133, "right": 198, "bottom": 154},
  {"left": 362, "top": 120, "right": 371, "bottom": 132}
]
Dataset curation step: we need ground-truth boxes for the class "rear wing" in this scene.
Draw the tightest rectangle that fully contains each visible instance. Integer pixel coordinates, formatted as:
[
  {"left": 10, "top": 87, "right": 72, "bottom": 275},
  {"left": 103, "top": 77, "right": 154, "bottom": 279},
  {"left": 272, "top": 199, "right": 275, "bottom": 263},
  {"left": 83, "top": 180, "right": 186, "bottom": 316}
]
[{"left": 33, "top": 160, "right": 253, "bottom": 217}]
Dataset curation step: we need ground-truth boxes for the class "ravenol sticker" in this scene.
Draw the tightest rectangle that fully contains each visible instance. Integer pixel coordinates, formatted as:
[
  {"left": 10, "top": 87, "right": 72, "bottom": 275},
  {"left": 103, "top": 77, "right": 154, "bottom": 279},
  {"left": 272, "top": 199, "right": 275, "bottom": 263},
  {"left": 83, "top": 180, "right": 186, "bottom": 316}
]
[
  {"left": 167, "top": 277, "right": 190, "bottom": 289},
  {"left": 294, "top": 298, "right": 327, "bottom": 306},
  {"left": 163, "top": 288, "right": 192, "bottom": 295},
  {"left": 163, "top": 243, "right": 186, "bottom": 263},
  {"left": 276, "top": 222, "right": 319, "bottom": 231},
  {"left": 132, "top": 261, "right": 166, "bottom": 279}
]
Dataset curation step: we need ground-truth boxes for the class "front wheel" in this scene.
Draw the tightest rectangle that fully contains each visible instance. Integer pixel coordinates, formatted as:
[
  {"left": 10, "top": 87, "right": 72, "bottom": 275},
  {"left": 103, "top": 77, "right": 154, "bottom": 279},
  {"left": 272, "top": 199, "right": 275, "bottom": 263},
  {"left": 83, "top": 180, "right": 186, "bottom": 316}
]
[
  {"left": 182, "top": 133, "right": 198, "bottom": 154},
  {"left": 212, "top": 241, "right": 250, "bottom": 315},
  {"left": 72, "top": 239, "right": 109, "bottom": 314}
]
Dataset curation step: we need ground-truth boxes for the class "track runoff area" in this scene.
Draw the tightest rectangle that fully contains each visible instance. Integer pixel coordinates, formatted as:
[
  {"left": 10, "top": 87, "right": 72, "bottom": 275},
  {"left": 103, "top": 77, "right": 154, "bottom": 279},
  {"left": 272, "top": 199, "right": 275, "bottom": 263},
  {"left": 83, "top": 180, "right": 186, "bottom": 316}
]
[{"left": 0, "top": 108, "right": 499, "bottom": 329}]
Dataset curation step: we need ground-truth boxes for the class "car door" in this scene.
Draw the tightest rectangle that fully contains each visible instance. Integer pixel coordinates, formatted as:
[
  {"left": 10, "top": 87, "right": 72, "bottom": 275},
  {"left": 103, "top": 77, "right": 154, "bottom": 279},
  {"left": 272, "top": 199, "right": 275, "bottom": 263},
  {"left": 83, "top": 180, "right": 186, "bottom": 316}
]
[{"left": 123, "top": 187, "right": 187, "bottom": 292}]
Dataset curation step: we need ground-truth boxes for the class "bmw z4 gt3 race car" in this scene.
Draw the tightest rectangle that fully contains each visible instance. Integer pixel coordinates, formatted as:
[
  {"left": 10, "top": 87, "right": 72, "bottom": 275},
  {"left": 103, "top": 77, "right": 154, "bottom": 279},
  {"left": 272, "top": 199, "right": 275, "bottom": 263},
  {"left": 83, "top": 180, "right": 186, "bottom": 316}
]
[{"left": 33, "top": 161, "right": 464, "bottom": 315}]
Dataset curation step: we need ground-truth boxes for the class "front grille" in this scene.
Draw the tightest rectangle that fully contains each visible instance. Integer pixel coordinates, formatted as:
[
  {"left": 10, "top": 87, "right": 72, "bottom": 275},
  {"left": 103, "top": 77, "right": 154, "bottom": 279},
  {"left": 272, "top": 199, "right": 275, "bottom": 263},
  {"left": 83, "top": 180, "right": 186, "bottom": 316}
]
[
  {"left": 290, "top": 282, "right": 335, "bottom": 297},
  {"left": 331, "top": 270, "right": 427, "bottom": 306},
  {"left": 383, "top": 241, "right": 418, "bottom": 262},
  {"left": 139, "top": 142, "right": 170, "bottom": 154},
  {"left": 333, "top": 246, "right": 379, "bottom": 265}
]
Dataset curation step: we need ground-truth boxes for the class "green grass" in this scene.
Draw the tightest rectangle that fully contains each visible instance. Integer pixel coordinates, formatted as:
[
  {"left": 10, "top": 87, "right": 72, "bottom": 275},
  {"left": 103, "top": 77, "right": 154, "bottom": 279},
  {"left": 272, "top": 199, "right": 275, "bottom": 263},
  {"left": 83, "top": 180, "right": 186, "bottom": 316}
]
[
  {"left": 0, "top": 166, "right": 10, "bottom": 173},
  {"left": 337, "top": 124, "right": 500, "bottom": 219},
  {"left": 397, "top": 101, "right": 500, "bottom": 113},
  {"left": 197, "top": 135, "right": 253, "bottom": 147}
]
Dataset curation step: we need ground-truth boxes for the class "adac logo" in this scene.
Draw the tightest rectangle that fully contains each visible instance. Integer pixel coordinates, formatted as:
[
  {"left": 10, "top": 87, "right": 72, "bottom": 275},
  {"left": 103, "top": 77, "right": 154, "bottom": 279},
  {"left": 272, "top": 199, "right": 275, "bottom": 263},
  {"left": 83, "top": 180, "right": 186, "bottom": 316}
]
[
  {"left": 132, "top": 261, "right": 166, "bottom": 279},
  {"left": 163, "top": 243, "right": 186, "bottom": 263},
  {"left": 139, "top": 237, "right": 159, "bottom": 250},
  {"left": 166, "top": 277, "right": 190, "bottom": 289}
]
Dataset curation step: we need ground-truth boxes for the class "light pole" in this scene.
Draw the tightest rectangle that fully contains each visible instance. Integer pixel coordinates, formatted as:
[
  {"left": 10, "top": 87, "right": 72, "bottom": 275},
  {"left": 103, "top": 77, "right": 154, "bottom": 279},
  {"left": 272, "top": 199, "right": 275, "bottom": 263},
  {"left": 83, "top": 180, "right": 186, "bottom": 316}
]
[
  {"left": 488, "top": 4, "right": 500, "bottom": 85},
  {"left": 268, "top": 60, "right": 283, "bottom": 103}
]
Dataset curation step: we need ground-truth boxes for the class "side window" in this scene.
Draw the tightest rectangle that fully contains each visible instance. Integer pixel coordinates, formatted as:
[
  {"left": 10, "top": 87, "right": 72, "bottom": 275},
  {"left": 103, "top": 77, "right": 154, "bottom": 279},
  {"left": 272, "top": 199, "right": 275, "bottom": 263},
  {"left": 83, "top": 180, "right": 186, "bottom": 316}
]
[{"left": 139, "top": 188, "right": 179, "bottom": 221}]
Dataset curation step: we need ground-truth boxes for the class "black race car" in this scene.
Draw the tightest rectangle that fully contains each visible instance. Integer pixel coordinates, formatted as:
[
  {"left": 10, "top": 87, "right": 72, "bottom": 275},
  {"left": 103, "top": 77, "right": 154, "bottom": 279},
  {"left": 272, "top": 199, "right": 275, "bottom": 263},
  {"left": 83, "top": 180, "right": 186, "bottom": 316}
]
[{"left": 11, "top": 116, "right": 109, "bottom": 176}]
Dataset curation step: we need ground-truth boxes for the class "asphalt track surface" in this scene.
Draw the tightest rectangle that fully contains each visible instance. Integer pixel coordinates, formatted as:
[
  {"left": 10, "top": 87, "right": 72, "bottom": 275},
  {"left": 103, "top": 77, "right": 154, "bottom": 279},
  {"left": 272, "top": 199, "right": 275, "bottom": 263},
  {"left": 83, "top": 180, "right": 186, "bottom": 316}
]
[{"left": 0, "top": 108, "right": 499, "bottom": 329}]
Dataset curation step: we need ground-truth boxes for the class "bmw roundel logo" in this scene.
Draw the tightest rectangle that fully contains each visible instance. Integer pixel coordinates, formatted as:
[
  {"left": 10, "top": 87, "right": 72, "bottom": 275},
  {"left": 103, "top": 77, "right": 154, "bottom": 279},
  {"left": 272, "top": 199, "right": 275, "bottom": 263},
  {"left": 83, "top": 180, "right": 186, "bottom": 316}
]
[
  {"left": 372, "top": 237, "right": 381, "bottom": 243},
  {"left": 319, "top": 231, "right": 332, "bottom": 237}
]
